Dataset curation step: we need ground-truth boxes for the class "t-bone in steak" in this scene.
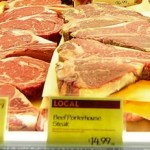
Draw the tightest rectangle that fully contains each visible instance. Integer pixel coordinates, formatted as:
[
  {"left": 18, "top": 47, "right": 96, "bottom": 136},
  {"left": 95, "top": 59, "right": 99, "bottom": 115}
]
[
  {"left": 58, "top": 38, "right": 150, "bottom": 80},
  {"left": 7, "top": 0, "right": 61, "bottom": 8},
  {"left": 56, "top": 56, "right": 144, "bottom": 96},
  {"left": 0, "top": 6, "right": 57, "bottom": 22},
  {"left": 0, "top": 29, "right": 57, "bottom": 62},
  {"left": 71, "top": 21, "right": 150, "bottom": 52},
  {"left": 63, "top": 3, "right": 149, "bottom": 22},
  {"left": 0, "top": 56, "right": 49, "bottom": 99},
  {"left": 0, "top": 12, "right": 64, "bottom": 42},
  {"left": 62, "top": 16, "right": 127, "bottom": 40},
  {"left": 0, "top": 84, "right": 39, "bottom": 131},
  {"left": 57, "top": 38, "right": 150, "bottom": 62}
]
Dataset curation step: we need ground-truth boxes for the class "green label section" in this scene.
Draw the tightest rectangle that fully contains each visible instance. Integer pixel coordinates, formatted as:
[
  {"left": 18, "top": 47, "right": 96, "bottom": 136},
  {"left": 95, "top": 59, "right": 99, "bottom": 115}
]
[
  {"left": 47, "top": 97, "right": 123, "bottom": 146},
  {"left": 0, "top": 97, "right": 8, "bottom": 143}
]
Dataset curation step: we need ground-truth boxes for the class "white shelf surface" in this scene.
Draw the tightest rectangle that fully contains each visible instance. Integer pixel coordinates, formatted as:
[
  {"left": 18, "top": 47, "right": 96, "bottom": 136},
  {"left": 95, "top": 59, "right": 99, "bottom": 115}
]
[{"left": 3, "top": 131, "right": 150, "bottom": 146}]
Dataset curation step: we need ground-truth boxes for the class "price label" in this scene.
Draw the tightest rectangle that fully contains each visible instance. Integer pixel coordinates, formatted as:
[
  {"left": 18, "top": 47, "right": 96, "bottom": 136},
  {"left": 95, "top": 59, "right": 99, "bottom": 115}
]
[
  {"left": 92, "top": 0, "right": 135, "bottom": 6},
  {"left": 0, "top": 97, "right": 8, "bottom": 144},
  {"left": 47, "top": 96, "right": 123, "bottom": 146}
]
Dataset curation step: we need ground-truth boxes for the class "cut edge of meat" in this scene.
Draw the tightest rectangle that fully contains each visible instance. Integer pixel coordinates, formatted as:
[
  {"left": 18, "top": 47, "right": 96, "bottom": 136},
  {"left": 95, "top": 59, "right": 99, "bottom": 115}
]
[
  {"left": 56, "top": 58, "right": 144, "bottom": 97},
  {"left": 0, "top": 29, "right": 57, "bottom": 62},
  {"left": 0, "top": 84, "right": 39, "bottom": 131},
  {"left": 6, "top": 0, "right": 62, "bottom": 9},
  {"left": 0, "top": 56, "right": 49, "bottom": 99},
  {"left": 58, "top": 72, "right": 138, "bottom": 97}
]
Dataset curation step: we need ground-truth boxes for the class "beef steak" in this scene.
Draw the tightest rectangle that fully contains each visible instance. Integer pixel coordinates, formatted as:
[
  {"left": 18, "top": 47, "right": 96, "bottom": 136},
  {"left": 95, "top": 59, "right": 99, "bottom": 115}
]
[
  {"left": 56, "top": 56, "right": 144, "bottom": 96},
  {"left": 71, "top": 21, "right": 150, "bottom": 52},
  {"left": 63, "top": 3, "right": 149, "bottom": 22},
  {"left": 0, "top": 84, "right": 39, "bottom": 131},
  {"left": 0, "top": 13, "right": 64, "bottom": 42},
  {"left": 7, "top": 0, "right": 61, "bottom": 8},
  {"left": 0, "top": 56, "right": 49, "bottom": 99},
  {"left": 0, "top": 29, "right": 57, "bottom": 62},
  {"left": 0, "top": 6, "right": 57, "bottom": 22},
  {"left": 57, "top": 38, "right": 150, "bottom": 61},
  {"left": 62, "top": 16, "right": 127, "bottom": 40}
]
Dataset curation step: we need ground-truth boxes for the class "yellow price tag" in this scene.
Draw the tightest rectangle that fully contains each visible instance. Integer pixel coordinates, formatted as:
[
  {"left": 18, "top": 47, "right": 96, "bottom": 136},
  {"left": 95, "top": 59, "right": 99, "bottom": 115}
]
[
  {"left": 92, "top": 0, "right": 136, "bottom": 6},
  {"left": 47, "top": 96, "right": 123, "bottom": 146},
  {"left": 0, "top": 97, "right": 8, "bottom": 144}
]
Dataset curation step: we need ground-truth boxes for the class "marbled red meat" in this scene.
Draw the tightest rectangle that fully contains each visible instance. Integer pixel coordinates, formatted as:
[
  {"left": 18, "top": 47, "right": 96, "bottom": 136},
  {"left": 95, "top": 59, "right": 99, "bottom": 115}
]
[
  {"left": 0, "top": 56, "right": 49, "bottom": 99},
  {"left": 0, "top": 13, "right": 63, "bottom": 42},
  {"left": 57, "top": 38, "right": 150, "bottom": 61},
  {"left": 7, "top": 0, "right": 61, "bottom": 8},
  {"left": 0, "top": 29, "right": 57, "bottom": 62},
  {"left": 0, "top": 6, "right": 57, "bottom": 22},
  {"left": 71, "top": 21, "right": 150, "bottom": 52},
  {"left": 63, "top": 3, "right": 149, "bottom": 22},
  {"left": 56, "top": 56, "right": 144, "bottom": 96},
  {"left": 0, "top": 84, "right": 39, "bottom": 131}
]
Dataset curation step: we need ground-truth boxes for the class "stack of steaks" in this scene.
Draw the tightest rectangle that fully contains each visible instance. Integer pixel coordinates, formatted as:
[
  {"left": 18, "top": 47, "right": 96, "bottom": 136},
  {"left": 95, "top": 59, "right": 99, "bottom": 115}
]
[
  {"left": 0, "top": 0, "right": 65, "bottom": 131},
  {"left": 56, "top": 3, "right": 150, "bottom": 122}
]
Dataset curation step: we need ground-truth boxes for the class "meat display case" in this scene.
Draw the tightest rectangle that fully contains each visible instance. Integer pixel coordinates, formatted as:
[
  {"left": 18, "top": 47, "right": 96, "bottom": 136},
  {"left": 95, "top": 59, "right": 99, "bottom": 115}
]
[{"left": 1, "top": 0, "right": 150, "bottom": 148}]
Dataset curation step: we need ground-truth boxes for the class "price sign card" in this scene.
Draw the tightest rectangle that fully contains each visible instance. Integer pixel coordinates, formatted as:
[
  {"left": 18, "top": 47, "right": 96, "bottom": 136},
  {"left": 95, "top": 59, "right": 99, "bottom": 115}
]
[
  {"left": 47, "top": 96, "right": 123, "bottom": 146},
  {"left": 0, "top": 97, "right": 8, "bottom": 143},
  {"left": 92, "top": 0, "right": 135, "bottom": 6}
]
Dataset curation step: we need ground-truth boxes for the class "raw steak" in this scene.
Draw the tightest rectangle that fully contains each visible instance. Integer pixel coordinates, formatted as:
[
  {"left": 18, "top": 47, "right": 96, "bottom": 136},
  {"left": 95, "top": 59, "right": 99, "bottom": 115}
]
[
  {"left": 0, "top": 13, "right": 64, "bottom": 42},
  {"left": 62, "top": 16, "right": 126, "bottom": 39},
  {"left": 0, "top": 84, "right": 39, "bottom": 131},
  {"left": 57, "top": 38, "right": 150, "bottom": 61},
  {"left": 56, "top": 56, "right": 144, "bottom": 96},
  {"left": 63, "top": 3, "right": 149, "bottom": 22},
  {"left": 0, "top": 6, "right": 57, "bottom": 22},
  {"left": 7, "top": 0, "right": 61, "bottom": 8},
  {"left": 58, "top": 38, "right": 150, "bottom": 80},
  {"left": 0, "top": 56, "right": 49, "bottom": 99},
  {"left": 71, "top": 21, "right": 150, "bottom": 52},
  {"left": 0, "top": 29, "right": 57, "bottom": 62}
]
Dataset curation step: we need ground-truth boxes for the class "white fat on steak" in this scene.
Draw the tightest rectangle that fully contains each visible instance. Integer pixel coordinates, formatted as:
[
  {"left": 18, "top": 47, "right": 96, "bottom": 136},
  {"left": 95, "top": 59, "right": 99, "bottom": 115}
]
[{"left": 56, "top": 57, "right": 144, "bottom": 97}]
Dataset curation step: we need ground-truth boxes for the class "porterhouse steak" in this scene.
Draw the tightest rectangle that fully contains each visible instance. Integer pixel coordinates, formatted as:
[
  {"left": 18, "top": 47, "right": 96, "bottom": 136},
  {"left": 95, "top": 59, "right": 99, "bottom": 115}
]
[
  {"left": 57, "top": 38, "right": 150, "bottom": 61},
  {"left": 62, "top": 16, "right": 127, "bottom": 37},
  {"left": 71, "top": 21, "right": 150, "bottom": 52},
  {"left": 63, "top": 3, "right": 149, "bottom": 22},
  {"left": 0, "top": 56, "right": 49, "bottom": 99},
  {"left": 0, "top": 29, "right": 57, "bottom": 62},
  {"left": 0, "top": 84, "right": 39, "bottom": 131},
  {"left": 56, "top": 56, "right": 144, "bottom": 96}
]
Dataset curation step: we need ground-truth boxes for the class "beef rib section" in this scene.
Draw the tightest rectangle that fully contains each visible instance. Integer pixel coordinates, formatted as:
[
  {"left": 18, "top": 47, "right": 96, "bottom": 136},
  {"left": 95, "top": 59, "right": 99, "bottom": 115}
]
[
  {"left": 0, "top": 84, "right": 39, "bottom": 131},
  {"left": 0, "top": 29, "right": 57, "bottom": 62},
  {"left": 0, "top": 56, "right": 49, "bottom": 99}
]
